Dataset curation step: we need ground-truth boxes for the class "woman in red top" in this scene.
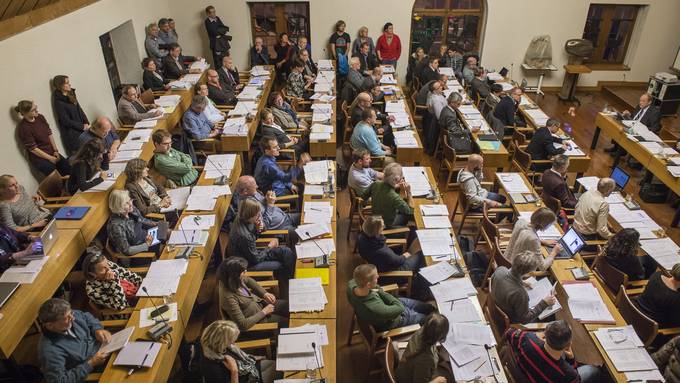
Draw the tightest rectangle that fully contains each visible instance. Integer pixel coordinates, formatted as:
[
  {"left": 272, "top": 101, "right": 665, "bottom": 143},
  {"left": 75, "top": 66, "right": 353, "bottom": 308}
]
[
  {"left": 15, "top": 100, "right": 71, "bottom": 177},
  {"left": 376, "top": 22, "right": 402, "bottom": 69}
]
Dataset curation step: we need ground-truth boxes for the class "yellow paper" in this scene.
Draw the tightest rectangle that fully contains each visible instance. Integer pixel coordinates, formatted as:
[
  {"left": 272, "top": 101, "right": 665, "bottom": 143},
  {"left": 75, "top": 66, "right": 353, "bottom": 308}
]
[{"left": 294, "top": 267, "right": 330, "bottom": 285}]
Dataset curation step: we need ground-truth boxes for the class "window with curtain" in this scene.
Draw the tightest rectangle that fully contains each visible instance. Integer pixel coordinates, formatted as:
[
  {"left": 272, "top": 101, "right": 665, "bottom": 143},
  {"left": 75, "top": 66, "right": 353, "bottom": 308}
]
[
  {"left": 411, "top": 0, "right": 484, "bottom": 55},
  {"left": 581, "top": 4, "right": 640, "bottom": 65},
  {"left": 249, "top": 2, "right": 310, "bottom": 60}
]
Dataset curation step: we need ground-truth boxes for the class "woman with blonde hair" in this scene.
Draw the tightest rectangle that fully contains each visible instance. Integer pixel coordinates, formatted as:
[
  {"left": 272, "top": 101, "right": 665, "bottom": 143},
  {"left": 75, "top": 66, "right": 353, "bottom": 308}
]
[
  {"left": 351, "top": 26, "right": 375, "bottom": 57},
  {"left": 199, "top": 320, "right": 277, "bottom": 383},
  {"left": 0, "top": 175, "right": 51, "bottom": 232},
  {"left": 106, "top": 190, "right": 159, "bottom": 256}
]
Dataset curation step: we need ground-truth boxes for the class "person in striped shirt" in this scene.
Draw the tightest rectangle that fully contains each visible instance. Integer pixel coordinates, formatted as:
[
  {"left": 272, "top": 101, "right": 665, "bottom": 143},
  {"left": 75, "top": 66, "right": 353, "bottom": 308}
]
[{"left": 505, "top": 320, "right": 601, "bottom": 383}]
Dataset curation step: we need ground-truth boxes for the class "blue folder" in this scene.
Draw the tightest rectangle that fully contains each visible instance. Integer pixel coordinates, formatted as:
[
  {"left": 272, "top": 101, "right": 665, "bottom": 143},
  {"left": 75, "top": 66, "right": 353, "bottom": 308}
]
[{"left": 54, "top": 206, "right": 90, "bottom": 220}]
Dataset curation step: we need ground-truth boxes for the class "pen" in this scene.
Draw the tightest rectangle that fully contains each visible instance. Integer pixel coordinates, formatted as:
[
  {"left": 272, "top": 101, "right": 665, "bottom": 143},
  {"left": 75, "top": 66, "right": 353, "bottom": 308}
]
[{"left": 473, "top": 360, "right": 486, "bottom": 372}]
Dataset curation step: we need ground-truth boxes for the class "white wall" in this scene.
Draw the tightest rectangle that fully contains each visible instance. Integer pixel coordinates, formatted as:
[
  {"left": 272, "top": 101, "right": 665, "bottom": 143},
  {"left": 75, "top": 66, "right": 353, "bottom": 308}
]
[{"left": 0, "top": 0, "right": 170, "bottom": 191}]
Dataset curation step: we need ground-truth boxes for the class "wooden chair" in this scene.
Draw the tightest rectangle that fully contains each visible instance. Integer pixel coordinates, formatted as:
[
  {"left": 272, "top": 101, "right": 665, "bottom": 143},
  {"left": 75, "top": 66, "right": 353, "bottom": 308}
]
[
  {"left": 485, "top": 292, "right": 511, "bottom": 343},
  {"left": 105, "top": 238, "right": 157, "bottom": 265},
  {"left": 541, "top": 192, "right": 575, "bottom": 224},
  {"left": 352, "top": 312, "right": 419, "bottom": 375},
  {"left": 616, "top": 287, "right": 680, "bottom": 347},
  {"left": 37, "top": 170, "right": 71, "bottom": 208},
  {"left": 409, "top": 91, "right": 426, "bottom": 131},
  {"left": 347, "top": 186, "right": 365, "bottom": 239},
  {"left": 383, "top": 337, "right": 400, "bottom": 383},
  {"left": 452, "top": 186, "right": 513, "bottom": 235},
  {"left": 438, "top": 134, "right": 468, "bottom": 191},
  {"left": 591, "top": 256, "right": 647, "bottom": 302},
  {"left": 511, "top": 146, "right": 551, "bottom": 188}
]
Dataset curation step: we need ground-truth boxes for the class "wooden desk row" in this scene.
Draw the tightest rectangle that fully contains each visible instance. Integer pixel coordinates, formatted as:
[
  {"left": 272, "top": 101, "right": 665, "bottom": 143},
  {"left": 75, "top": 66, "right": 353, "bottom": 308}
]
[
  {"left": 309, "top": 62, "right": 337, "bottom": 159},
  {"left": 383, "top": 85, "right": 425, "bottom": 165}
]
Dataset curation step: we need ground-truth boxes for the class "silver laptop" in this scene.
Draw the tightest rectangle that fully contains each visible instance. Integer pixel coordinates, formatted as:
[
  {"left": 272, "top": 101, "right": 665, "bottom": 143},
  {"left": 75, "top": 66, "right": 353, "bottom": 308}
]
[
  {"left": 39, "top": 219, "right": 58, "bottom": 255},
  {"left": 0, "top": 282, "right": 20, "bottom": 308}
]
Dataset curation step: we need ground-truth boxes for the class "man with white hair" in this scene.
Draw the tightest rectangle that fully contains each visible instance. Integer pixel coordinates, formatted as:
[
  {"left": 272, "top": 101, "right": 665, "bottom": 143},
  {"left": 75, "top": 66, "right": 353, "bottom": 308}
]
[
  {"left": 573, "top": 177, "right": 615, "bottom": 240},
  {"left": 347, "top": 56, "right": 365, "bottom": 90},
  {"left": 462, "top": 55, "right": 478, "bottom": 84},
  {"left": 361, "top": 162, "right": 414, "bottom": 227},
  {"left": 250, "top": 37, "right": 270, "bottom": 66},
  {"left": 226, "top": 175, "right": 300, "bottom": 232}
]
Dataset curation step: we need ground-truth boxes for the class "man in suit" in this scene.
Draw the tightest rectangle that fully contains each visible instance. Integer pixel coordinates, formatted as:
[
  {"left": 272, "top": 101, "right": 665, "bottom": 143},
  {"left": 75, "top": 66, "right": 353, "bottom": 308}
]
[
  {"left": 161, "top": 43, "right": 200, "bottom": 80},
  {"left": 440, "top": 92, "right": 474, "bottom": 154},
  {"left": 218, "top": 55, "right": 243, "bottom": 92},
  {"left": 204, "top": 5, "right": 228, "bottom": 66},
  {"left": 206, "top": 69, "right": 236, "bottom": 105},
  {"left": 418, "top": 56, "right": 440, "bottom": 87},
  {"left": 469, "top": 67, "right": 490, "bottom": 102},
  {"left": 416, "top": 74, "right": 448, "bottom": 106},
  {"left": 542, "top": 155, "right": 578, "bottom": 209},
  {"left": 117, "top": 85, "right": 162, "bottom": 124},
  {"left": 354, "top": 41, "right": 377, "bottom": 75},
  {"left": 494, "top": 87, "right": 526, "bottom": 127},
  {"left": 527, "top": 118, "right": 566, "bottom": 161},
  {"left": 250, "top": 37, "right": 270, "bottom": 66},
  {"left": 260, "top": 108, "right": 308, "bottom": 155},
  {"left": 298, "top": 49, "right": 317, "bottom": 82},
  {"left": 622, "top": 93, "right": 661, "bottom": 133},
  {"left": 483, "top": 83, "right": 503, "bottom": 115}
]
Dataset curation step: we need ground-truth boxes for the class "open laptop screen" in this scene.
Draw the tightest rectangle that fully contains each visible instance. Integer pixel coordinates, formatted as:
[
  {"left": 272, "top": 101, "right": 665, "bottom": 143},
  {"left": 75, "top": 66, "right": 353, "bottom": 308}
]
[
  {"left": 610, "top": 166, "right": 630, "bottom": 190},
  {"left": 561, "top": 227, "right": 586, "bottom": 256}
]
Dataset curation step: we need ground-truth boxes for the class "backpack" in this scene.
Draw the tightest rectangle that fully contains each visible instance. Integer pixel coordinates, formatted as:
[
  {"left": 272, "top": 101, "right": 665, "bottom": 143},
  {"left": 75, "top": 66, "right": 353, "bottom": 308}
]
[{"left": 337, "top": 54, "right": 349, "bottom": 76}]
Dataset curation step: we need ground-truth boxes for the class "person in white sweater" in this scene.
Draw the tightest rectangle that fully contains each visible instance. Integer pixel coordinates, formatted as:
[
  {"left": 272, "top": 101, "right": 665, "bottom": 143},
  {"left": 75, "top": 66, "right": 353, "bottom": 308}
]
[{"left": 505, "top": 207, "right": 563, "bottom": 271}]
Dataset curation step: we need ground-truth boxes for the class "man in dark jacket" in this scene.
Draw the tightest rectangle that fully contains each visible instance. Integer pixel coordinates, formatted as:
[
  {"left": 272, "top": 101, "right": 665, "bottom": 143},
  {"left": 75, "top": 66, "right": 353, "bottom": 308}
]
[
  {"left": 217, "top": 55, "right": 243, "bottom": 92},
  {"left": 469, "top": 67, "right": 490, "bottom": 102},
  {"left": 541, "top": 155, "right": 578, "bottom": 209},
  {"left": 494, "top": 87, "right": 526, "bottom": 127},
  {"left": 418, "top": 56, "right": 440, "bottom": 87},
  {"left": 622, "top": 93, "right": 661, "bottom": 133},
  {"left": 206, "top": 69, "right": 236, "bottom": 105},
  {"left": 250, "top": 36, "right": 270, "bottom": 66},
  {"left": 204, "top": 5, "right": 228, "bottom": 66},
  {"left": 440, "top": 92, "right": 473, "bottom": 154},
  {"left": 38, "top": 298, "right": 111, "bottom": 383},
  {"left": 527, "top": 118, "right": 565, "bottom": 161},
  {"left": 161, "top": 43, "right": 199, "bottom": 80},
  {"left": 354, "top": 41, "right": 377, "bottom": 75}
]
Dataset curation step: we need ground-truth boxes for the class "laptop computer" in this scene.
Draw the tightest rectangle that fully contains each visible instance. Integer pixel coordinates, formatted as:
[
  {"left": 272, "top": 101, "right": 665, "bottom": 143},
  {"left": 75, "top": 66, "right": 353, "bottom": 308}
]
[
  {"left": 547, "top": 227, "right": 587, "bottom": 260},
  {"left": 0, "top": 282, "right": 20, "bottom": 308},
  {"left": 39, "top": 219, "right": 58, "bottom": 255},
  {"left": 610, "top": 166, "right": 630, "bottom": 191}
]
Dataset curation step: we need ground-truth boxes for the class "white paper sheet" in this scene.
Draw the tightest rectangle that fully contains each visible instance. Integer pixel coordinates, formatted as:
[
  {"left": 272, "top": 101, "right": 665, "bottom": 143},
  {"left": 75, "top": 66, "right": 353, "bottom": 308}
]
[{"left": 419, "top": 262, "right": 456, "bottom": 285}]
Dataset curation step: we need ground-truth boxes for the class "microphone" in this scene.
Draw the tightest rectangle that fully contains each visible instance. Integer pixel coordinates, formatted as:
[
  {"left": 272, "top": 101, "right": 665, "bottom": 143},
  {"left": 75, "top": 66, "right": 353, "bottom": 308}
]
[
  {"left": 309, "top": 238, "right": 329, "bottom": 268},
  {"left": 201, "top": 151, "right": 227, "bottom": 185},
  {"left": 483, "top": 344, "right": 499, "bottom": 383},
  {"left": 310, "top": 342, "right": 325, "bottom": 383},
  {"left": 141, "top": 286, "right": 168, "bottom": 322},
  {"left": 141, "top": 286, "right": 173, "bottom": 341},
  {"left": 174, "top": 209, "right": 195, "bottom": 259}
]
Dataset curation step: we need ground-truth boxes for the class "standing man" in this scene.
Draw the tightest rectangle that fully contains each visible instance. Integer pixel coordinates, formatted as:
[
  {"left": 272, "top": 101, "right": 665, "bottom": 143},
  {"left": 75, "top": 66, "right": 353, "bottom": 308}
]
[
  {"left": 204, "top": 5, "right": 228, "bottom": 66},
  {"left": 144, "top": 23, "right": 167, "bottom": 68}
]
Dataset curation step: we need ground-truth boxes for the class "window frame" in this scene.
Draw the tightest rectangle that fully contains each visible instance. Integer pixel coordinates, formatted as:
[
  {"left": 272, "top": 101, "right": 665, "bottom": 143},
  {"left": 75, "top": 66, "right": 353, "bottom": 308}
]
[
  {"left": 582, "top": 3, "right": 639, "bottom": 66},
  {"left": 248, "top": 2, "right": 311, "bottom": 60},
  {"left": 411, "top": 0, "right": 485, "bottom": 55}
]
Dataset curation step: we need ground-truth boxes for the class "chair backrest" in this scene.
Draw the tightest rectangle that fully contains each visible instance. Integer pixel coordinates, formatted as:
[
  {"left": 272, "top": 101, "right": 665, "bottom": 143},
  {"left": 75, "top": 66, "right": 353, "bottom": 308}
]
[
  {"left": 38, "top": 170, "right": 68, "bottom": 199},
  {"left": 541, "top": 191, "right": 561, "bottom": 216},
  {"left": 493, "top": 237, "right": 512, "bottom": 269},
  {"left": 512, "top": 130, "right": 527, "bottom": 146},
  {"left": 592, "top": 256, "right": 629, "bottom": 299},
  {"left": 481, "top": 206, "right": 499, "bottom": 246},
  {"left": 140, "top": 88, "right": 155, "bottom": 104},
  {"left": 616, "top": 287, "right": 658, "bottom": 347},
  {"left": 442, "top": 133, "right": 456, "bottom": 162},
  {"left": 384, "top": 338, "right": 399, "bottom": 383},
  {"left": 355, "top": 315, "right": 379, "bottom": 354},
  {"left": 513, "top": 146, "right": 532, "bottom": 173},
  {"left": 341, "top": 100, "right": 350, "bottom": 120},
  {"left": 485, "top": 292, "right": 511, "bottom": 342},
  {"left": 457, "top": 187, "right": 470, "bottom": 212}
]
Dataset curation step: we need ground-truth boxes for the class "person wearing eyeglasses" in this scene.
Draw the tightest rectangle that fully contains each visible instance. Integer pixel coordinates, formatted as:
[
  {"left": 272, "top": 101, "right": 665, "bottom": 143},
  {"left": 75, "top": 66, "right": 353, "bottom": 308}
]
[
  {"left": 151, "top": 129, "right": 199, "bottom": 187},
  {"left": 254, "top": 136, "right": 309, "bottom": 197},
  {"left": 82, "top": 249, "right": 142, "bottom": 311},
  {"left": 117, "top": 85, "right": 162, "bottom": 125},
  {"left": 124, "top": 158, "right": 170, "bottom": 216}
]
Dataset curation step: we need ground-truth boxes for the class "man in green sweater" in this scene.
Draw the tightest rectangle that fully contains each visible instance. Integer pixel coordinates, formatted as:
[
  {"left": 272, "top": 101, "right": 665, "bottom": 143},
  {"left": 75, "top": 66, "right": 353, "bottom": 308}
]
[
  {"left": 347, "top": 264, "right": 433, "bottom": 331},
  {"left": 152, "top": 129, "right": 199, "bottom": 186},
  {"left": 361, "top": 162, "right": 414, "bottom": 227}
]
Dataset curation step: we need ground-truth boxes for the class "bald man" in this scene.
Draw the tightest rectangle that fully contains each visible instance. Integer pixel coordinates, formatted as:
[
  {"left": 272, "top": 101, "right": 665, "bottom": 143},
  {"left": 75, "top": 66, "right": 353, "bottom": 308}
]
[
  {"left": 457, "top": 154, "right": 507, "bottom": 211},
  {"left": 206, "top": 69, "right": 236, "bottom": 105},
  {"left": 78, "top": 116, "right": 121, "bottom": 161},
  {"left": 574, "top": 177, "right": 615, "bottom": 240},
  {"left": 225, "top": 175, "right": 300, "bottom": 233}
]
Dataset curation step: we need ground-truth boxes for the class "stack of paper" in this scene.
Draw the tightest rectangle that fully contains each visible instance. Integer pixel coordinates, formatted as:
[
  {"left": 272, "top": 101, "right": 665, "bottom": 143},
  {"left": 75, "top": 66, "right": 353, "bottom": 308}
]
[
  {"left": 380, "top": 74, "right": 397, "bottom": 85},
  {"left": 167, "top": 229, "right": 209, "bottom": 246},
  {"left": 118, "top": 140, "right": 144, "bottom": 152},
  {"left": 594, "top": 326, "right": 659, "bottom": 374},
  {"left": 133, "top": 120, "right": 157, "bottom": 129},
  {"left": 295, "top": 223, "right": 331, "bottom": 241},
  {"left": 168, "top": 80, "right": 191, "bottom": 90},
  {"left": 317, "top": 60, "right": 333, "bottom": 71},
  {"left": 203, "top": 154, "right": 236, "bottom": 179},
  {"left": 430, "top": 277, "right": 477, "bottom": 305},
  {"left": 416, "top": 229, "right": 458, "bottom": 261},
  {"left": 517, "top": 212, "right": 561, "bottom": 239},
  {"left": 113, "top": 341, "right": 162, "bottom": 368},
  {"left": 444, "top": 323, "right": 499, "bottom": 381},
  {"left": 303, "top": 201, "right": 333, "bottom": 224},
  {"left": 459, "top": 105, "right": 482, "bottom": 120},
  {"left": 181, "top": 73, "right": 202, "bottom": 84},
  {"left": 228, "top": 101, "right": 258, "bottom": 116},
  {"left": 125, "top": 129, "right": 153, "bottom": 142},
  {"left": 487, "top": 72, "right": 504, "bottom": 81},
  {"left": 394, "top": 130, "right": 418, "bottom": 147},
  {"left": 500, "top": 82, "right": 513, "bottom": 91},
  {"left": 222, "top": 117, "right": 248, "bottom": 136},
  {"left": 310, "top": 124, "right": 333, "bottom": 141},
  {"left": 563, "top": 282, "right": 615, "bottom": 324},
  {"left": 190, "top": 60, "right": 209, "bottom": 71},
  {"left": 136, "top": 259, "right": 188, "bottom": 296},
  {"left": 82, "top": 180, "right": 116, "bottom": 193},
  {"left": 438, "top": 67, "right": 454, "bottom": 77},
  {"left": 313, "top": 82, "right": 332, "bottom": 94},
  {"left": 524, "top": 277, "right": 561, "bottom": 319},
  {"left": 303, "top": 161, "right": 330, "bottom": 184},
  {"left": 524, "top": 109, "right": 549, "bottom": 127},
  {"left": 288, "top": 278, "right": 327, "bottom": 312},
  {"left": 562, "top": 140, "right": 586, "bottom": 156},
  {"left": 402, "top": 166, "right": 431, "bottom": 197},
  {"left": 185, "top": 185, "right": 231, "bottom": 211},
  {"left": 250, "top": 66, "right": 270, "bottom": 76},
  {"left": 160, "top": 187, "right": 191, "bottom": 213},
  {"left": 385, "top": 100, "right": 406, "bottom": 113},
  {"left": 438, "top": 297, "right": 482, "bottom": 324},
  {"left": 419, "top": 262, "right": 456, "bottom": 284},
  {"left": 497, "top": 173, "right": 530, "bottom": 193},
  {"left": 236, "top": 86, "right": 262, "bottom": 101},
  {"left": 576, "top": 176, "right": 599, "bottom": 191},
  {"left": 110, "top": 150, "right": 142, "bottom": 163},
  {"left": 276, "top": 325, "right": 327, "bottom": 371},
  {"left": 303, "top": 185, "right": 324, "bottom": 196},
  {"left": 640, "top": 237, "right": 680, "bottom": 270},
  {"left": 295, "top": 238, "right": 335, "bottom": 259},
  {"left": 668, "top": 166, "right": 680, "bottom": 177},
  {"left": 389, "top": 112, "right": 411, "bottom": 129},
  {"left": 156, "top": 95, "right": 181, "bottom": 107},
  {"left": 0, "top": 258, "right": 47, "bottom": 284}
]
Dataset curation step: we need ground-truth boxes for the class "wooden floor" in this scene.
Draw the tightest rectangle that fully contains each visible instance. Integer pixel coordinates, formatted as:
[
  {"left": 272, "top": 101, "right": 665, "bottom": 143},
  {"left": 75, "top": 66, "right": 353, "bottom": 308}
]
[{"left": 602, "top": 84, "right": 648, "bottom": 110}]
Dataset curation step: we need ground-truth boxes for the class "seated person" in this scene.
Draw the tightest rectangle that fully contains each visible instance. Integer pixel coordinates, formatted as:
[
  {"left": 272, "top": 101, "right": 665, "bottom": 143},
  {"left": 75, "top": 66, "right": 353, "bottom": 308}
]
[
  {"left": 600, "top": 228, "right": 653, "bottom": 281},
  {"left": 440, "top": 92, "right": 474, "bottom": 154},
  {"left": 254, "top": 136, "right": 303, "bottom": 196},
  {"left": 195, "top": 83, "right": 226, "bottom": 123},
  {"left": 462, "top": 56, "right": 477, "bottom": 84},
  {"left": 347, "top": 264, "right": 434, "bottom": 331},
  {"left": 141, "top": 57, "right": 170, "bottom": 92},
  {"left": 198, "top": 320, "right": 278, "bottom": 383},
  {"left": 357, "top": 215, "right": 425, "bottom": 273},
  {"left": 360, "top": 65, "right": 383, "bottom": 92},
  {"left": 491, "top": 250, "right": 556, "bottom": 323},
  {"left": 347, "top": 57, "right": 365, "bottom": 91},
  {"left": 350, "top": 107, "right": 392, "bottom": 158},
  {"left": 541, "top": 155, "right": 577, "bottom": 209},
  {"left": 506, "top": 320, "right": 601, "bottom": 383},
  {"left": 286, "top": 60, "right": 312, "bottom": 99},
  {"left": 82, "top": 249, "right": 142, "bottom": 311},
  {"left": 395, "top": 313, "right": 451, "bottom": 383},
  {"left": 217, "top": 55, "right": 244, "bottom": 93},
  {"left": 124, "top": 158, "right": 171, "bottom": 216},
  {"left": 369, "top": 84, "right": 386, "bottom": 112},
  {"left": 152, "top": 129, "right": 199, "bottom": 187},
  {"left": 218, "top": 257, "right": 288, "bottom": 331},
  {"left": 182, "top": 95, "right": 223, "bottom": 140},
  {"left": 269, "top": 92, "right": 308, "bottom": 131},
  {"left": 298, "top": 49, "right": 317, "bottom": 81},
  {"left": 350, "top": 91, "right": 393, "bottom": 129},
  {"left": 228, "top": 176, "right": 300, "bottom": 232},
  {"left": 493, "top": 87, "right": 526, "bottom": 127},
  {"left": 484, "top": 83, "right": 503, "bottom": 112},
  {"left": 573, "top": 178, "right": 615, "bottom": 240},
  {"left": 505, "top": 207, "right": 562, "bottom": 271},
  {"left": 37, "top": 298, "right": 111, "bottom": 383},
  {"left": 457, "top": 154, "right": 506, "bottom": 211},
  {"left": 106, "top": 190, "right": 160, "bottom": 256},
  {"left": 651, "top": 335, "right": 680, "bottom": 381},
  {"left": 67, "top": 139, "right": 110, "bottom": 194},
  {"left": 469, "top": 67, "right": 490, "bottom": 102},
  {"left": 418, "top": 56, "right": 440, "bottom": 87},
  {"left": 250, "top": 36, "right": 270, "bottom": 66},
  {"left": 78, "top": 116, "right": 121, "bottom": 160},
  {"left": 636, "top": 263, "right": 680, "bottom": 328},
  {"left": 416, "top": 74, "right": 447, "bottom": 106},
  {"left": 354, "top": 41, "right": 378, "bottom": 75},
  {"left": 206, "top": 69, "right": 237, "bottom": 105},
  {"left": 228, "top": 199, "right": 296, "bottom": 279},
  {"left": 361, "top": 163, "right": 413, "bottom": 228},
  {"left": 0, "top": 174, "right": 51, "bottom": 232},
  {"left": 117, "top": 84, "right": 162, "bottom": 124},
  {"left": 527, "top": 118, "right": 566, "bottom": 161},
  {"left": 260, "top": 108, "right": 308, "bottom": 156},
  {"left": 621, "top": 93, "right": 661, "bottom": 133},
  {"left": 348, "top": 148, "right": 384, "bottom": 194},
  {"left": 0, "top": 223, "right": 39, "bottom": 272},
  {"left": 161, "top": 42, "right": 200, "bottom": 80}
]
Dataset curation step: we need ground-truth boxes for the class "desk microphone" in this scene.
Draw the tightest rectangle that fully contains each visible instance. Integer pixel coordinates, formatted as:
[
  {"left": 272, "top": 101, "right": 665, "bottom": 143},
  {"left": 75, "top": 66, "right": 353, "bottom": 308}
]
[
  {"left": 141, "top": 287, "right": 172, "bottom": 341},
  {"left": 310, "top": 342, "right": 325, "bottom": 383},
  {"left": 174, "top": 209, "right": 196, "bottom": 259},
  {"left": 308, "top": 237, "right": 329, "bottom": 268},
  {"left": 201, "top": 151, "right": 227, "bottom": 185},
  {"left": 484, "top": 344, "right": 499, "bottom": 383}
]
